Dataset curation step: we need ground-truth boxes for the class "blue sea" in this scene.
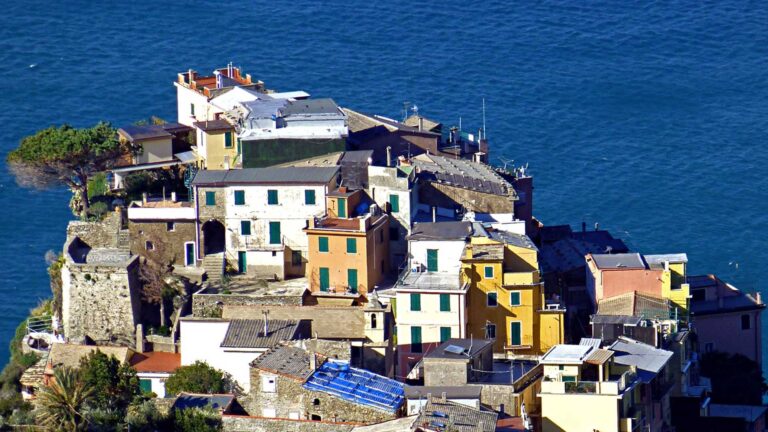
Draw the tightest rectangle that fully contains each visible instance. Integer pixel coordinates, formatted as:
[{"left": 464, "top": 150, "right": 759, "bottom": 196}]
[{"left": 1, "top": 1, "right": 767, "bottom": 366}]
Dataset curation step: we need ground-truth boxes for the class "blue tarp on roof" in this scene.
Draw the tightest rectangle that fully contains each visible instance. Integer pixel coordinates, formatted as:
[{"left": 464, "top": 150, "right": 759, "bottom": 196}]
[{"left": 303, "top": 360, "right": 405, "bottom": 413}]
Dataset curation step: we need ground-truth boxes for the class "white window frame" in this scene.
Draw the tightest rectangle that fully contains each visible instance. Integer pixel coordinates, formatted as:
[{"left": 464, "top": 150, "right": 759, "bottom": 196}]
[{"left": 261, "top": 374, "right": 276, "bottom": 393}]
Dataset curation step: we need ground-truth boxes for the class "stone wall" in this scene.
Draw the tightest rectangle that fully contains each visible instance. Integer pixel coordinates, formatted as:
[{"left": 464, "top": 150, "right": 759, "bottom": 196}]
[
  {"left": 418, "top": 182, "right": 515, "bottom": 214},
  {"left": 222, "top": 415, "right": 356, "bottom": 432},
  {"left": 192, "top": 290, "right": 303, "bottom": 318},
  {"left": 248, "top": 369, "right": 398, "bottom": 424},
  {"left": 62, "top": 256, "right": 141, "bottom": 346},
  {"left": 66, "top": 211, "right": 122, "bottom": 248},
  {"left": 129, "top": 220, "right": 196, "bottom": 266}
]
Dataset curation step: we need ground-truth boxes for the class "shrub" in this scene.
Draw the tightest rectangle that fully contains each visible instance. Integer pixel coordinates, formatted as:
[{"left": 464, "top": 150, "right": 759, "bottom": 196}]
[
  {"left": 165, "top": 362, "right": 225, "bottom": 396},
  {"left": 174, "top": 406, "right": 221, "bottom": 432}
]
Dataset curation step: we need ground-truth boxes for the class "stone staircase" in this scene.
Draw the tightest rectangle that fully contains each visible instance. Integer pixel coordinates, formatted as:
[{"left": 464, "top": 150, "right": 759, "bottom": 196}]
[
  {"left": 117, "top": 229, "right": 130, "bottom": 250},
  {"left": 202, "top": 253, "right": 224, "bottom": 283}
]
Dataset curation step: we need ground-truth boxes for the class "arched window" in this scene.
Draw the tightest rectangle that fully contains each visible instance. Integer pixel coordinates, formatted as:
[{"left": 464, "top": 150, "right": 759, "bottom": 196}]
[
  {"left": 371, "top": 314, "right": 378, "bottom": 329},
  {"left": 313, "top": 398, "right": 320, "bottom": 406}
]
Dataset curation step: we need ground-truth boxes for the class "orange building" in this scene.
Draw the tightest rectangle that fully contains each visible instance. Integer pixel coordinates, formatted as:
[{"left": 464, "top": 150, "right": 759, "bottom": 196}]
[{"left": 304, "top": 190, "right": 389, "bottom": 299}]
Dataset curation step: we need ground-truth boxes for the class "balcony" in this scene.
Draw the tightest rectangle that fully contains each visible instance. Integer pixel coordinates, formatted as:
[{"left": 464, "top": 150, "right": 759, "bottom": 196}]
[
  {"left": 541, "top": 370, "right": 637, "bottom": 396},
  {"left": 503, "top": 270, "right": 540, "bottom": 286}
]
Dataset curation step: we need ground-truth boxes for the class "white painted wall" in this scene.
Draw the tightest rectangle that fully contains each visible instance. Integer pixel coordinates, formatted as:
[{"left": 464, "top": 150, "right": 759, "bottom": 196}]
[
  {"left": 138, "top": 372, "right": 170, "bottom": 398},
  {"left": 409, "top": 240, "right": 466, "bottom": 274},
  {"left": 136, "top": 138, "right": 174, "bottom": 164},
  {"left": 395, "top": 290, "right": 467, "bottom": 346},
  {"left": 179, "top": 320, "right": 265, "bottom": 392},
  {"left": 175, "top": 84, "right": 216, "bottom": 126}
]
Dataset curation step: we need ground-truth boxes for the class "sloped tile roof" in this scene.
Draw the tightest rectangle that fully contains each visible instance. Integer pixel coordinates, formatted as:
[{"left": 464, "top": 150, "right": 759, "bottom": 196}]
[
  {"left": 220, "top": 319, "right": 305, "bottom": 349},
  {"left": 303, "top": 360, "right": 405, "bottom": 413},
  {"left": 414, "top": 396, "right": 498, "bottom": 432},
  {"left": 250, "top": 345, "right": 313, "bottom": 380}
]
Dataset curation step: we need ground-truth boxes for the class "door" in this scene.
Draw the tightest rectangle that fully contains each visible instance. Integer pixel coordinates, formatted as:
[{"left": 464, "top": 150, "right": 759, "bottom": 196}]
[
  {"left": 319, "top": 267, "right": 330, "bottom": 292},
  {"left": 347, "top": 269, "right": 358, "bottom": 293},
  {"left": 427, "top": 249, "right": 438, "bottom": 272},
  {"left": 269, "top": 221, "right": 281, "bottom": 244},
  {"left": 238, "top": 251, "right": 247, "bottom": 274},
  {"left": 510, "top": 322, "right": 522, "bottom": 346},
  {"left": 185, "top": 243, "right": 195, "bottom": 267},
  {"left": 338, "top": 198, "right": 347, "bottom": 218}
]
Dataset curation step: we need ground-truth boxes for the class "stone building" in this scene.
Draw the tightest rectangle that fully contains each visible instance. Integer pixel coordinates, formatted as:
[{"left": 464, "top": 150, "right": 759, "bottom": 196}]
[
  {"left": 61, "top": 214, "right": 142, "bottom": 346},
  {"left": 127, "top": 198, "right": 197, "bottom": 267},
  {"left": 249, "top": 346, "right": 404, "bottom": 424}
]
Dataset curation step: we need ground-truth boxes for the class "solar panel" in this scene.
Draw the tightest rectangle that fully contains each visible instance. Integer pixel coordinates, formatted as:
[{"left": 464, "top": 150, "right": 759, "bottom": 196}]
[{"left": 433, "top": 411, "right": 448, "bottom": 418}]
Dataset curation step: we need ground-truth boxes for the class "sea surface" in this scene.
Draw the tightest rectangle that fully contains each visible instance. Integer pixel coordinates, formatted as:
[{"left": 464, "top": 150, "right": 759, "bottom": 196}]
[{"left": 1, "top": 1, "right": 767, "bottom": 367}]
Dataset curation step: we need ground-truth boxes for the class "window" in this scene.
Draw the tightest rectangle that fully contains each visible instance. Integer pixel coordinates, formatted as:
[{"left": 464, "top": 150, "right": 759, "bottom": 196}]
[
  {"left": 292, "top": 251, "right": 302, "bottom": 266},
  {"left": 318, "top": 237, "right": 329, "bottom": 252},
  {"left": 240, "top": 220, "right": 251, "bottom": 235},
  {"left": 346, "top": 238, "right": 357, "bottom": 254},
  {"left": 487, "top": 292, "right": 498, "bottom": 307},
  {"left": 410, "top": 293, "right": 421, "bottom": 311},
  {"left": 440, "top": 294, "right": 451, "bottom": 312},
  {"left": 224, "top": 131, "right": 233, "bottom": 148},
  {"left": 389, "top": 227, "right": 399, "bottom": 241},
  {"left": 510, "top": 321, "right": 522, "bottom": 346},
  {"left": 371, "top": 314, "right": 377, "bottom": 329},
  {"left": 234, "top": 190, "right": 245, "bottom": 205},
  {"left": 510, "top": 292, "right": 521, "bottom": 306},
  {"left": 205, "top": 191, "right": 216, "bottom": 206},
  {"left": 562, "top": 375, "right": 576, "bottom": 383},
  {"left": 261, "top": 375, "right": 276, "bottom": 393},
  {"left": 312, "top": 398, "right": 320, "bottom": 406},
  {"left": 166, "top": 222, "right": 175, "bottom": 232},
  {"left": 427, "top": 249, "right": 438, "bottom": 272},
  {"left": 319, "top": 268, "right": 330, "bottom": 291},
  {"left": 139, "top": 378, "right": 152, "bottom": 393},
  {"left": 484, "top": 266, "right": 494, "bottom": 279},
  {"left": 269, "top": 221, "right": 281, "bottom": 244},
  {"left": 267, "top": 189, "right": 278, "bottom": 205},
  {"left": 389, "top": 194, "right": 400, "bottom": 213},
  {"left": 190, "top": 103, "right": 195, "bottom": 116},
  {"left": 558, "top": 365, "right": 564, "bottom": 371},
  {"left": 742, "top": 314, "right": 751, "bottom": 330},
  {"left": 440, "top": 327, "right": 451, "bottom": 343},
  {"left": 311, "top": 414, "right": 322, "bottom": 421},
  {"left": 145, "top": 241, "right": 154, "bottom": 251},
  {"left": 347, "top": 269, "right": 358, "bottom": 293},
  {"left": 262, "top": 408, "right": 276, "bottom": 418},
  {"left": 305, "top": 189, "right": 316, "bottom": 205},
  {"left": 411, "top": 326, "right": 422, "bottom": 353},
  {"left": 485, "top": 323, "right": 496, "bottom": 339}
]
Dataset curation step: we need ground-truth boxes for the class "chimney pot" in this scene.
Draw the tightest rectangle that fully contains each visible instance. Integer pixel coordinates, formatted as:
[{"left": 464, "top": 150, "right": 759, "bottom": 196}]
[
  {"left": 386, "top": 146, "right": 392, "bottom": 167},
  {"left": 432, "top": 206, "right": 437, "bottom": 223},
  {"left": 309, "top": 352, "right": 317, "bottom": 371},
  {"left": 171, "top": 191, "right": 177, "bottom": 202},
  {"left": 142, "top": 192, "right": 148, "bottom": 205}
]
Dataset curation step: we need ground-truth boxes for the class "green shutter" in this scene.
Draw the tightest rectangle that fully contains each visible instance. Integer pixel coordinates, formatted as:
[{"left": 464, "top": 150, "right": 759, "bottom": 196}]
[
  {"left": 484, "top": 266, "right": 494, "bottom": 279},
  {"left": 238, "top": 251, "right": 247, "bottom": 274},
  {"left": 140, "top": 378, "right": 152, "bottom": 393},
  {"left": 292, "top": 251, "right": 302, "bottom": 266},
  {"left": 410, "top": 293, "right": 421, "bottom": 311},
  {"left": 269, "top": 222, "right": 281, "bottom": 244},
  {"left": 510, "top": 322, "right": 522, "bottom": 346},
  {"left": 346, "top": 238, "right": 357, "bottom": 253},
  {"left": 319, "top": 237, "right": 329, "bottom": 252},
  {"left": 268, "top": 189, "right": 278, "bottom": 205},
  {"left": 427, "top": 249, "right": 438, "bottom": 272},
  {"left": 510, "top": 292, "right": 521, "bottom": 306},
  {"left": 236, "top": 138, "right": 241, "bottom": 155},
  {"left": 190, "top": 103, "right": 195, "bottom": 116},
  {"left": 225, "top": 131, "right": 233, "bottom": 148},
  {"left": 205, "top": 191, "right": 216, "bottom": 206},
  {"left": 337, "top": 198, "right": 347, "bottom": 218},
  {"left": 487, "top": 292, "right": 498, "bottom": 307},
  {"left": 411, "top": 326, "right": 422, "bottom": 353},
  {"left": 234, "top": 190, "right": 245, "bottom": 205},
  {"left": 305, "top": 189, "right": 316, "bottom": 205},
  {"left": 347, "top": 269, "right": 358, "bottom": 293},
  {"left": 240, "top": 220, "right": 251, "bottom": 235},
  {"left": 440, "top": 327, "right": 451, "bottom": 343},
  {"left": 319, "top": 267, "right": 330, "bottom": 291},
  {"left": 389, "top": 194, "right": 399, "bottom": 213},
  {"left": 440, "top": 294, "right": 450, "bottom": 312}
]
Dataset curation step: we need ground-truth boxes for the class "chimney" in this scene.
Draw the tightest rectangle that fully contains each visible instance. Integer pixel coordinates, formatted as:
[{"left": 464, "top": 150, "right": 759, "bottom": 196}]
[
  {"left": 339, "top": 186, "right": 348, "bottom": 194},
  {"left": 142, "top": 192, "right": 148, "bottom": 205},
  {"left": 309, "top": 352, "right": 317, "bottom": 371},
  {"left": 262, "top": 310, "right": 270, "bottom": 336},
  {"left": 432, "top": 206, "right": 437, "bottom": 223},
  {"left": 386, "top": 146, "right": 392, "bottom": 167},
  {"left": 171, "top": 191, "right": 177, "bottom": 202},
  {"left": 441, "top": 392, "right": 447, "bottom": 403},
  {"left": 418, "top": 116, "right": 424, "bottom": 131},
  {"left": 135, "top": 323, "right": 144, "bottom": 354},
  {"left": 187, "top": 69, "right": 193, "bottom": 83},
  {"left": 473, "top": 152, "right": 481, "bottom": 163},
  {"left": 757, "top": 292, "right": 763, "bottom": 305}
]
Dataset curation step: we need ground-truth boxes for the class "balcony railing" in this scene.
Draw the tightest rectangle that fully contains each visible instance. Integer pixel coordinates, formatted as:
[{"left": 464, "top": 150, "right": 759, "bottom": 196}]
[{"left": 541, "top": 370, "right": 637, "bottom": 396}]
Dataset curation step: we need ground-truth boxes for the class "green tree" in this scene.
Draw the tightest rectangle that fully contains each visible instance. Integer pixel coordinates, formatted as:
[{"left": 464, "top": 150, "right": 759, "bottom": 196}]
[
  {"left": 37, "top": 367, "right": 94, "bottom": 431},
  {"left": 165, "top": 362, "right": 225, "bottom": 396},
  {"left": 174, "top": 406, "right": 221, "bottom": 432},
  {"left": 6, "top": 122, "right": 127, "bottom": 216},
  {"left": 78, "top": 350, "right": 140, "bottom": 412},
  {"left": 701, "top": 351, "right": 767, "bottom": 405}
]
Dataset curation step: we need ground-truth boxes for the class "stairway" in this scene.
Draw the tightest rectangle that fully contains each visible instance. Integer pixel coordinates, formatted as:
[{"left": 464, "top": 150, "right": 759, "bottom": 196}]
[
  {"left": 202, "top": 253, "right": 224, "bottom": 283},
  {"left": 117, "top": 229, "right": 130, "bottom": 250}
]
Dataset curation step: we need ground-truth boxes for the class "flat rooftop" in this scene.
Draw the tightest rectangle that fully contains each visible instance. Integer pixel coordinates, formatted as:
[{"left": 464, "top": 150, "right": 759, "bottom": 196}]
[
  {"left": 541, "top": 344, "right": 593, "bottom": 364},
  {"left": 200, "top": 275, "right": 308, "bottom": 298},
  {"left": 398, "top": 271, "right": 466, "bottom": 292},
  {"left": 590, "top": 253, "right": 646, "bottom": 270}
]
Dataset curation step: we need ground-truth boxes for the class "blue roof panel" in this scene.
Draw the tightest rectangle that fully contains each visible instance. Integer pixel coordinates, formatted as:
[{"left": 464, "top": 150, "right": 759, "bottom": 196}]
[{"left": 303, "top": 360, "right": 405, "bottom": 413}]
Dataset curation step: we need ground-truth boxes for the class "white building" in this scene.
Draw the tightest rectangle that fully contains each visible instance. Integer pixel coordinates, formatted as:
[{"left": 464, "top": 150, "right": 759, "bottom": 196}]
[
  {"left": 367, "top": 164, "right": 418, "bottom": 270},
  {"left": 191, "top": 166, "right": 340, "bottom": 278},
  {"left": 179, "top": 318, "right": 307, "bottom": 392}
]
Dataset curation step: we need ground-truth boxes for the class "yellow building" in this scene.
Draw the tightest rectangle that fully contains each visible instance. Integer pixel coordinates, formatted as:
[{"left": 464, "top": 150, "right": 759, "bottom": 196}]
[
  {"left": 193, "top": 119, "right": 238, "bottom": 170},
  {"left": 646, "top": 254, "right": 690, "bottom": 318},
  {"left": 462, "top": 230, "right": 564, "bottom": 355},
  {"left": 304, "top": 190, "right": 389, "bottom": 300}
]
